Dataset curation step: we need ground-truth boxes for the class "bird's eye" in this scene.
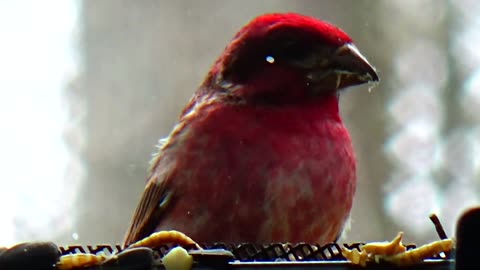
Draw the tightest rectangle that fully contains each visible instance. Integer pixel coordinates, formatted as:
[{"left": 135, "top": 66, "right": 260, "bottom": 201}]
[
  {"left": 265, "top": 55, "right": 275, "bottom": 64},
  {"left": 266, "top": 39, "right": 317, "bottom": 68}
]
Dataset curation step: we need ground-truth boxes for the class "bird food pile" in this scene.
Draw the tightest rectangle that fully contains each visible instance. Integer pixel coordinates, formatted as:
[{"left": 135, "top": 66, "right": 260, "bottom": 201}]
[
  {"left": 0, "top": 215, "right": 454, "bottom": 270},
  {"left": 0, "top": 237, "right": 453, "bottom": 270}
]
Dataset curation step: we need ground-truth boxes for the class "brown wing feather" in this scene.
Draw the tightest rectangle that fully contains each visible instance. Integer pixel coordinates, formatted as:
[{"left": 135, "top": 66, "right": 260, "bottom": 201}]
[{"left": 123, "top": 175, "right": 172, "bottom": 247}]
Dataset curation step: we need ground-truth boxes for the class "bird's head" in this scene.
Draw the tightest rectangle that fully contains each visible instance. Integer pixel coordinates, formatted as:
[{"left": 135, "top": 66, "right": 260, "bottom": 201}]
[{"left": 205, "top": 13, "right": 379, "bottom": 105}]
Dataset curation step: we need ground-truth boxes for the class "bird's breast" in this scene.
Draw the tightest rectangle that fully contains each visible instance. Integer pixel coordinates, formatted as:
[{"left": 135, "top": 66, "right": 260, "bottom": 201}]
[{"left": 156, "top": 96, "right": 356, "bottom": 244}]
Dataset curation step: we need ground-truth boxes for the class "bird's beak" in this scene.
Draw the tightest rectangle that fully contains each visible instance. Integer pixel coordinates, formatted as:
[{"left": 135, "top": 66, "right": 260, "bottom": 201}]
[{"left": 307, "top": 43, "right": 379, "bottom": 92}]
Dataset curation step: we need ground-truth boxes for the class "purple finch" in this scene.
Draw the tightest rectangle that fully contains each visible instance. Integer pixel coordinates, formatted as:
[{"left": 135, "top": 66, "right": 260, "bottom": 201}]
[{"left": 124, "top": 13, "right": 378, "bottom": 246}]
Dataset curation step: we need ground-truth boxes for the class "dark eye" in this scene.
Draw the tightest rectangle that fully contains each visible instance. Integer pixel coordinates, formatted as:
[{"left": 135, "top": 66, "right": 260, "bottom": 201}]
[{"left": 265, "top": 39, "right": 316, "bottom": 68}]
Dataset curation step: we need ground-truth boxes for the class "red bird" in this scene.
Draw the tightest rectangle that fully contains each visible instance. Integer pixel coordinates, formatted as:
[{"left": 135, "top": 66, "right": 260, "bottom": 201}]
[{"left": 124, "top": 13, "right": 378, "bottom": 246}]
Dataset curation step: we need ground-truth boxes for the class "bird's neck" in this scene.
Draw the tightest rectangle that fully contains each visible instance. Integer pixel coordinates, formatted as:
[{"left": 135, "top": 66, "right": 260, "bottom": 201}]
[
  {"left": 191, "top": 91, "right": 343, "bottom": 132},
  {"left": 245, "top": 94, "right": 342, "bottom": 126}
]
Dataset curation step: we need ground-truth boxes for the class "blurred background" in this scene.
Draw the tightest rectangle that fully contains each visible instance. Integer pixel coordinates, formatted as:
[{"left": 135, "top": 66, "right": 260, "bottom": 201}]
[{"left": 1, "top": 0, "right": 479, "bottom": 246}]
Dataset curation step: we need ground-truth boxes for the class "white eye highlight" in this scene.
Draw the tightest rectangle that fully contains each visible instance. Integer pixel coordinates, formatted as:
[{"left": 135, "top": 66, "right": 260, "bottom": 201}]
[{"left": 266, "top": 55, "right": 275, "bottom": 64}]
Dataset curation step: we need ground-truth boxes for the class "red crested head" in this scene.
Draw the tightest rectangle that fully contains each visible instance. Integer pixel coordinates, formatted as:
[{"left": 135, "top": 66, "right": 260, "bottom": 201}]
[
  {"left": 203, "top": 13, "right": 378, "bottom": 105},
  {"left": 233, "top": 13, "right": 353, "bottom": 47}
]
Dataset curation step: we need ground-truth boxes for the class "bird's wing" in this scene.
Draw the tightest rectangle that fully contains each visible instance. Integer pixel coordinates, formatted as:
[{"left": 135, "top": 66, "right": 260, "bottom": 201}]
[{"left": 123, "top": 174, "right": 173, "bottom": 247}]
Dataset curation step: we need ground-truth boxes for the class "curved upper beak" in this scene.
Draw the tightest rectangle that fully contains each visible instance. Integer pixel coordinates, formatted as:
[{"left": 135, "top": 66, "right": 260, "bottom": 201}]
[
  {"left": 332, "top": 43, "right": 379, "bottom": 84},
  {"left": 307, "top": 43, "right": 379, "bottom": 92}
]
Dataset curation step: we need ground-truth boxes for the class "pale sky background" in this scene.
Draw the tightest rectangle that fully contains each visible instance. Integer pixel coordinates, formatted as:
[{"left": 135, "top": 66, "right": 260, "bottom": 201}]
[{"left": 0, "top": 0, "right": 80, "bottom": 245}]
